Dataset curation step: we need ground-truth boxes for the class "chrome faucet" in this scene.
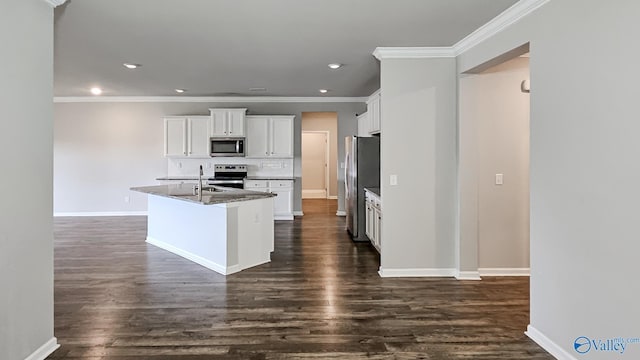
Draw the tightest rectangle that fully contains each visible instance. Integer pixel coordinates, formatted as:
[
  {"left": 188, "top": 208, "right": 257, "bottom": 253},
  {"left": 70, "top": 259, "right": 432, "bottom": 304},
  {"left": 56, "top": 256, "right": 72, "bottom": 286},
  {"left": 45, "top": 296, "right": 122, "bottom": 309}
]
[{"left": 197, "top": 165, "right": 204, "bottom": 200}]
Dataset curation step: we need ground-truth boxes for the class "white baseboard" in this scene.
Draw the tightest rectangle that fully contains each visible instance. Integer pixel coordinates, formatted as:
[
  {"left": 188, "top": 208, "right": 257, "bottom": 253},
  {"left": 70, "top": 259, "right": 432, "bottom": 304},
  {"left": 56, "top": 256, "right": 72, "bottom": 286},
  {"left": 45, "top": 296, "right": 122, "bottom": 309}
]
[
  {"left": 455, "top": 271, "right": 482, "bottom": 280},
  {"left": 274, "top": 214, "right": 294, "bottom": 221},
  {"left": 378, "top": 267, "right": 456, "bottom": 278},
  {"left": 479, "top": 267, "right": 530, "bottom": 276},
  {"left": 146, "top": 237, "right": 231, "bottom": 275},
  {"left": 54, "top": 211, "right": 148, "bottom": 217},
  {"left": 302, "top": 189, "right": 327, "bottom": 199},
  {"left": 25, "top": 337, "right": 60, "bottom": 360},
  {"left": 328, "top": 195, "right": 338, "bottom": 200},
  {"left": 336, "top": 210, "right": 346, "bottom": 216},
  {"left": 526, "top": 325, "right": 577, "bottom": 360},
  {"left": 293, "top": 211, "right": 304, "bottom": 216}
]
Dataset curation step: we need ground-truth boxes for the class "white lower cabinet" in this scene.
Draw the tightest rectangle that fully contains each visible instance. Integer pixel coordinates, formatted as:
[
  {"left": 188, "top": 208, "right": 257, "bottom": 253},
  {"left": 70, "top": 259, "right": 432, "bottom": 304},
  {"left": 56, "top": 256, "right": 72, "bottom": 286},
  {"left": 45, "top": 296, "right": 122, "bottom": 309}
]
[
  {"left": 365, "top": 189, "right": 381, "bottom": 252},
  {"left": 244, "top": 180, "right": 294, "bottom": 220}
]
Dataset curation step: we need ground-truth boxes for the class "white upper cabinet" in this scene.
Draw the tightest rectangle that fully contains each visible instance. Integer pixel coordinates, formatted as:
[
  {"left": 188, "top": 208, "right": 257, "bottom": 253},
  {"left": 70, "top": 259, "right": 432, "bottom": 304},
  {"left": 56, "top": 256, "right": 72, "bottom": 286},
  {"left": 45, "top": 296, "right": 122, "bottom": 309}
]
[
  {"left": 367, "top": 91, "right": 381, "bottom": 134},
  {"left": 209, "top": 108, "right": 247, "bottom": 137},
  {"left": 164, "top": 116, "right": 210, "bottom": 158},
  {"left": 165, "top": 117, "right": 187, "bottom": 157},
  {"left": 357, "top": 112, "right": 371, "bottom": 137},
  {"left": 245, "top": 115, "right": 294, "bottom": 158},
  {"left": 187, "top": 116, "right": 210, "bottom": 157}
]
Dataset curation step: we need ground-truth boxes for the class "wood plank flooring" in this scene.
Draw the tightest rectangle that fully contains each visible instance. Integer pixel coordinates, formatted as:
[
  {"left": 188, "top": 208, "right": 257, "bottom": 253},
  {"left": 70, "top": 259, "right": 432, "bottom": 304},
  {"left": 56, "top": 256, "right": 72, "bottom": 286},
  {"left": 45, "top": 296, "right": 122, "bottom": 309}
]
[{"left": 48, "top": 199, "right": 552, "bottom": 359}]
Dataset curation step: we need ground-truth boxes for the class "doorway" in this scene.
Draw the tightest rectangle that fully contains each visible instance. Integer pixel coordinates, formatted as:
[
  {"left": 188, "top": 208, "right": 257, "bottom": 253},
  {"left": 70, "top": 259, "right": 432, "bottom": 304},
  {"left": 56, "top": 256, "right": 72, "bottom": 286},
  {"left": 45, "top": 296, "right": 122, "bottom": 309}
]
[
  {"left": 302, "top": 131, "right": 329, "bottom": 198},
  {"left": 458, "top": 46, "right": 530, "bottom": 278}
]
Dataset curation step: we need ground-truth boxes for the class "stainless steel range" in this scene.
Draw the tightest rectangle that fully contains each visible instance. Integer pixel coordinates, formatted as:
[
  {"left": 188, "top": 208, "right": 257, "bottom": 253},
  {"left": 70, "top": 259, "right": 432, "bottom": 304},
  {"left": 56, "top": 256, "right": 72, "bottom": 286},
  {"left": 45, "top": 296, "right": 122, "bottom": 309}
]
[{"left": 208, "top": 164, "right": 247, "bottom": 189}]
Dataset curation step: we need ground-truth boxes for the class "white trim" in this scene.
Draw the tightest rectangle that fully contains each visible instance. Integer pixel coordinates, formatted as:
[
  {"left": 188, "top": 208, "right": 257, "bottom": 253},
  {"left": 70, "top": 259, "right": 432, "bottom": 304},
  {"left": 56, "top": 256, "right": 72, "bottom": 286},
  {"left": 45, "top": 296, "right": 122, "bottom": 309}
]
[
  {"left": 54, "top": 211, "right": 148, "bottom": 217},
  {"left": 274, "top": 215, "right": 294, "bottom": 221},
  {"left": 24, "top": 337, "right": 59, "bottom": 360},
  {"left": 525, "top": 325, "right": 577, "bottom": 360},
  {"left": 53, "top": 96, "right": 368, "bottom": 104},
  {"left": 378, "top": 267, "right": 456, "bottom": 278},
  {"left": 453, "top": 0, "right": 550, "bottom": 55},
  {"left": 367, "top": 89, "right": 381, "bottom": 104},
  {"left": 293, "top": 211, "right": 304, "bottom": 216},
  {"left": 42, "top": 0, "right": 66, "bottom": 7},
  {"left": 336, "top": 210, "right": 346, "bottom": 216},
  {"left": 147, "top": 236, "right": 238, "bottom": 275},
  {"left": 302, "top": 189, "right": 328, "bottom": 199},
  {"left": 328, "top": 196, "right": 338, "bottom": 200},
  {"left": 479, "top": 268, "right": 530, "bottom": 276},
  {"left": 455, "top": 271, "right": 482, "bottom": 280},
  {"left": 373, "top": 47, "right": 456, "bottom": 60}
]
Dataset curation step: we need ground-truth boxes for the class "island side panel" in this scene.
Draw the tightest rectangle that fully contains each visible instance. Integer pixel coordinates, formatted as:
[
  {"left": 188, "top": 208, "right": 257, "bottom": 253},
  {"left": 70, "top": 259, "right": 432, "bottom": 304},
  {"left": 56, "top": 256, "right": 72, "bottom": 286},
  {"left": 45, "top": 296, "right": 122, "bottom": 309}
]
[
  {"left": 226, "top": 198, "right": 275, "bottom": 274},
  {"left": 146, "top": 194, "right": 230, "bottom": 274}
]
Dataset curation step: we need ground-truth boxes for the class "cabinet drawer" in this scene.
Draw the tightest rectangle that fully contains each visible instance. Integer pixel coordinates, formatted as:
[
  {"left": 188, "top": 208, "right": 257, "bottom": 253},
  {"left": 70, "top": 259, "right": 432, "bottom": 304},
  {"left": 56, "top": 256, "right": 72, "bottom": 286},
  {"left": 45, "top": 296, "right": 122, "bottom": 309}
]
[
  {"left": 269, "top": 180, "right": 292, "bottom": 188},
  {"left": 244, "top": 180, "right": 268, "bottom": 188}
]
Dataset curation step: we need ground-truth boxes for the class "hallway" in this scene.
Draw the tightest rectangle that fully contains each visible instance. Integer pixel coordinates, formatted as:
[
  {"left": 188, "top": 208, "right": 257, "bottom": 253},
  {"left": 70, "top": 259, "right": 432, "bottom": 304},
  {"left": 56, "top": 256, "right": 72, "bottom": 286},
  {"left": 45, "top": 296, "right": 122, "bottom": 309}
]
[{"left": 48, "top": 199, "right": 551, "bottom": 359}]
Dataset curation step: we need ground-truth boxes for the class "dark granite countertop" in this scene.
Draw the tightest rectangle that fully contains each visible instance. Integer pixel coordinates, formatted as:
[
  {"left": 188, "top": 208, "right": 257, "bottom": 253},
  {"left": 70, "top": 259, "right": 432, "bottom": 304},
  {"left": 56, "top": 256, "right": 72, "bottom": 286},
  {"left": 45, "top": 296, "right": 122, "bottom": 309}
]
[
  {"left": 364, "top": 187, "right": 380, "bottom": 197},
  {"left": 131, "top": 184, "right": 275, "bottom": 205}
]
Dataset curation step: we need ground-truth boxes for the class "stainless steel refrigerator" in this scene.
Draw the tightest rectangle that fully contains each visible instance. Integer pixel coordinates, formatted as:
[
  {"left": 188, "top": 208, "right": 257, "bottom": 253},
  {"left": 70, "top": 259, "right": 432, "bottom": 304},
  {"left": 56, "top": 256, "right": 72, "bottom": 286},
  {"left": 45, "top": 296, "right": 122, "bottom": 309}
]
[{"left": 345, "top": 136, "right": 380, "bottom": 241}]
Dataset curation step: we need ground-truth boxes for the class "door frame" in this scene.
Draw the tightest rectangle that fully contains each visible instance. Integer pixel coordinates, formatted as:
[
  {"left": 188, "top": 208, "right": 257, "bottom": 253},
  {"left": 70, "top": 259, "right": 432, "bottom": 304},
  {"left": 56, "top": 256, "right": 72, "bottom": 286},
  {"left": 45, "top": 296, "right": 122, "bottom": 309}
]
[{"left": 301, "top": 130, "right": 330, "bottom": 199}]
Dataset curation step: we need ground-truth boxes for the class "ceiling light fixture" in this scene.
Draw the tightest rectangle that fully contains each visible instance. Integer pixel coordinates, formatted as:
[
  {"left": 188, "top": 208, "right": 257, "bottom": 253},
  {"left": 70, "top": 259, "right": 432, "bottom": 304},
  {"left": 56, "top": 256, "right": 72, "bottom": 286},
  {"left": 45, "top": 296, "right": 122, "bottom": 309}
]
[
  {"left": 90, "top": 87, "right": 102, "bottom": 95},
  {"left": 319, "top": 89, "right": 328, "bottom": 94},
  {"left": 123, "top": 63, "right": 141, "bottom": 69},
  {"left": 249, "top": 87, "right": 267, "bottom": 92},
  {"left": 328, "top": 63, "right": 342, "bottom": 69},
  {"left": 175, "top": 89, "right": 186, "bottom": 93}
]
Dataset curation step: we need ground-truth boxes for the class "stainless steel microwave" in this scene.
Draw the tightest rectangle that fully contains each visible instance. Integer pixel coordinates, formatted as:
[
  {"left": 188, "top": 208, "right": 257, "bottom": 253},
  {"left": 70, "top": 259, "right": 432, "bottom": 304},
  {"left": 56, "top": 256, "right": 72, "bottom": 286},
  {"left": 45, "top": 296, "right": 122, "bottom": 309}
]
[{"left": 210, "top": 137, "right": 245, "bottom": 157}]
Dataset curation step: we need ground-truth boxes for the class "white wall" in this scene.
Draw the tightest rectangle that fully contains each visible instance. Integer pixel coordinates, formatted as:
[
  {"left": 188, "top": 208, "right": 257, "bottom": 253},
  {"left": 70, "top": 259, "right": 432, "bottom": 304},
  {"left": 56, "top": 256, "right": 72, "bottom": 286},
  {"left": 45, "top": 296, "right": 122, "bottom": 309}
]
[
  {"left": 54, "top": 101, "right": 364, "bottom": 214},
  {"left": 0, "top": 0, "right": 57, "bottom": 359},
  {"left": 460, "top": 57, "right": 530, "bottom": 271},
  {"left": 459, "top": 0, "right": 640, "bottom": 357},
  {"left": 301, "top": 112, "right": 338, "bottom": 198},
  {"left": 379, "top": 58, "right": 458, "bottom": 274}
]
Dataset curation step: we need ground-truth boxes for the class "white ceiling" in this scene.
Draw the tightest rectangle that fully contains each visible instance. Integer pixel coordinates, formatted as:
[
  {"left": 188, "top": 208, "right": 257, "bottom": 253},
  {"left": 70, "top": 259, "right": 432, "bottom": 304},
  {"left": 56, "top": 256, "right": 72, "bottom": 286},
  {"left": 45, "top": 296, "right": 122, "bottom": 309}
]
[{"left": 53, "top": 0, "right": 518, "bottom": 97}]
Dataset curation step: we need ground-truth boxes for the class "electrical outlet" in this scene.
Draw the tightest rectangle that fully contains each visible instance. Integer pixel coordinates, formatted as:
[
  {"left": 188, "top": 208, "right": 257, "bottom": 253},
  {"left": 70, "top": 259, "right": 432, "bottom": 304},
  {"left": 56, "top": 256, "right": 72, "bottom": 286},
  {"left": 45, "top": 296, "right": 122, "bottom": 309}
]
[
  {"left": 206, "top": 163, "right": 212, "bottom": 169},
  {"left": 495, "top": 174, "right": 504, "bottom": 185},
  {"left": 124, "top": 196, "right": 130, "bottom": 203},
  {"left": 178, "top": 162, "right": 183, "bottom": 169}
]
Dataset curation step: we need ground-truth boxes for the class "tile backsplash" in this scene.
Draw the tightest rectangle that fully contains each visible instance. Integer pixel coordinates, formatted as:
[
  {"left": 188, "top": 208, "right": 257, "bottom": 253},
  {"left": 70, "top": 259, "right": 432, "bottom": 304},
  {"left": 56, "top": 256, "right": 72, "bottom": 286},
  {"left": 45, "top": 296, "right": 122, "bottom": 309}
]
[{"left": 167, "top": 157, "right": 293, "bottom": 177}]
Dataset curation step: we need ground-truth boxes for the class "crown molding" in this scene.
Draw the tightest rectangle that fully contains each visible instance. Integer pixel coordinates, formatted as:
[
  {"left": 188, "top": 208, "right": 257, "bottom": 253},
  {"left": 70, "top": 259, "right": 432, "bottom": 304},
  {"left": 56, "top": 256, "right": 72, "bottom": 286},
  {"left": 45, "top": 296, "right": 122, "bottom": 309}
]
[
  {"left": 452, "top": 0, "right": 550, "bottom": 55},
  {"left": 53, "top": 96, "right": 368, "bottom": 104},
  {"left": 373, "top": 47, "right": 455, "bottom": 60},
  {"left": 42, "top": 0, "right": 67, "bottom": 7}
]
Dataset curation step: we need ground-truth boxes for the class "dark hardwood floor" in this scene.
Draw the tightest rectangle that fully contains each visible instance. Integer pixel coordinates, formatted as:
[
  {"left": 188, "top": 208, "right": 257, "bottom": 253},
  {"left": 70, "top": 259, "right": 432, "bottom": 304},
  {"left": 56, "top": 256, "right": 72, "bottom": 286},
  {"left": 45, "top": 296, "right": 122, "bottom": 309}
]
[{"left": 48, "top": 199, "right": 552, "bottom": 359}]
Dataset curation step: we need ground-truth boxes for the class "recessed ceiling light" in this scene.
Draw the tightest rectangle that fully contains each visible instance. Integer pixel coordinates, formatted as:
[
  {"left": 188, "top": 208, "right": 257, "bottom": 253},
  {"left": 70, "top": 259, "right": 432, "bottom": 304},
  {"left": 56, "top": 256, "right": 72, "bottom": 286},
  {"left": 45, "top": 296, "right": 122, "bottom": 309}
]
[
  {"left": 249, "top": 87, "right": 267, "bottom": 92},
  {"left": 123, "top": 63, "right": 141, "bottom": 69},
  {"left": 319, "top": 89, "right": 329, "bottom": 94},
  {"left": 328, "top": 63, "right": 342, "bottom": 69},
  {"left": 175, "top": 89, "right": 186, "bottom": 93},
  {"left": 90, "top": 87, "right": 102, "bottom": 95}
]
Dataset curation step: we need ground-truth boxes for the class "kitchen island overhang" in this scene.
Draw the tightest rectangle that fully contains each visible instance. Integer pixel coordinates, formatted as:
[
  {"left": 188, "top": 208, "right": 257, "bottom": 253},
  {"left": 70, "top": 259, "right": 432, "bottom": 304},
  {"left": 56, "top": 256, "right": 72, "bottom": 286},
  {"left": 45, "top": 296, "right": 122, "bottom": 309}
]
[{"left": 131, "top": 184, "right": 276, "bottom": 275}]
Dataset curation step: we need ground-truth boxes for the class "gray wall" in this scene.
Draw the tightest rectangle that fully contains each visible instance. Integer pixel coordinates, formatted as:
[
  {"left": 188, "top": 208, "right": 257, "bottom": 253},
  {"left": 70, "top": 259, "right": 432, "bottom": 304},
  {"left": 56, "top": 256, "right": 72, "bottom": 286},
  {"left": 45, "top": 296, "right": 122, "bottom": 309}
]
[
  {"left": 54, "top": 101, "right": 364, "bottom": 214},
  {"left": 0, "top": 0, "right": 56, "bottom": 359},
  {"left": 459, "top": 0, "right": 640, "bottom": 356},
  {"left": 379, "top": 58, "right": 457, "bottom": 272},
  {"left": 460, "top": 57, "right": 530, "bottom": 270}
]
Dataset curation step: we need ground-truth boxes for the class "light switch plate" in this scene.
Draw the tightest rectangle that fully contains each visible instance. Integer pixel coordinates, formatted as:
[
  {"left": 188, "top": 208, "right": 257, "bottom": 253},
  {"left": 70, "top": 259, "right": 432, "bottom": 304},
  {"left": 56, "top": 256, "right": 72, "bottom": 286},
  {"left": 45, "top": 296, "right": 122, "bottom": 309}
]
[
  {"left": 390, "top": 174, "right": 398, "bottom": 186},
  {"left": 495, "top": 173, "right": 503, "bottom": 185}
]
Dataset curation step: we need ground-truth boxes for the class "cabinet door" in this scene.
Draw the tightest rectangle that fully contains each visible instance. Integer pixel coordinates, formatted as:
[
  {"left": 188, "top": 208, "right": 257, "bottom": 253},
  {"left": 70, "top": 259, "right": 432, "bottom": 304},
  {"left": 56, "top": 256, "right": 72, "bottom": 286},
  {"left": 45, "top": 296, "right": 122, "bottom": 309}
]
[
  {"left": 227, "top": 110, "right": 245, "bottom": 137},
  {"left": 164, "top": 117, "right": 187, "bottom": 157},
  {"left": 270, "top": 116, "right": 294, "bottom": 158},
  {"left": 357, "top": 112, "right": 371, "bottom": 137},
  {"left": 246, "top": 116, "right": 270, "bottom": 157},
  {"left": 373, "top": 205, "right": 381, "bottom": 249},
  {"left": 369, "top": 96, "right": 381, "bottom": 134},
  {"left": 210, "top": 110, "right": 228, "bottom": 136},
  {"left": 187, "top": 117, "right": 210, "bottom": 157},
  {"left": 271, "top": 187, "right": 293, "bottom": 217}
]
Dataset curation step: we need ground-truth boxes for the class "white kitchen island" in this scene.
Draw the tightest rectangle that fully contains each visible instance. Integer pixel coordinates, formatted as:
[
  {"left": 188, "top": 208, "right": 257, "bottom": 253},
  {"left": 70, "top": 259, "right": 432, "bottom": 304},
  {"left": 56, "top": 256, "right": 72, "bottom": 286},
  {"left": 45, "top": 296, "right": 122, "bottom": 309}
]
[{"left": 131, "top": 184, "right": 276, "bottom": 275}]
